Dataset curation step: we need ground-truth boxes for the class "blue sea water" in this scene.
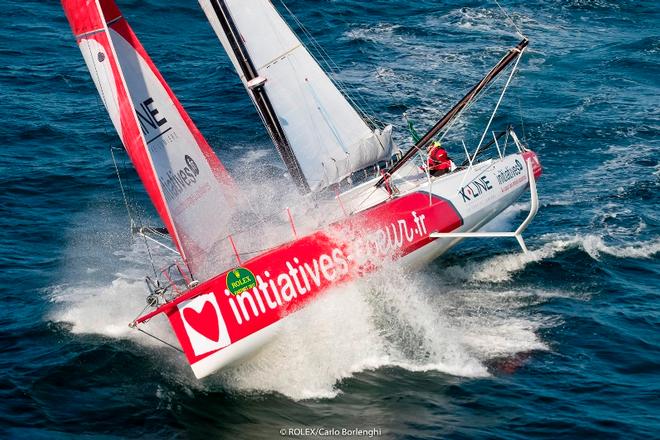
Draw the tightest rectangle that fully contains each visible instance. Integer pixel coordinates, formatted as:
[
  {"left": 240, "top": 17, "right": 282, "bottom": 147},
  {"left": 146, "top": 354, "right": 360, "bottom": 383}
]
[{"left": 1, "top": 0, "right": 658, "bottom": 438}]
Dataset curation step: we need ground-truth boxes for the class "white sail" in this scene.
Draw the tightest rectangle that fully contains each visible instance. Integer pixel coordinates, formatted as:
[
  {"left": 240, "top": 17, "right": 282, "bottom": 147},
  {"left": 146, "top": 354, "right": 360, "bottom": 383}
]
[
  {"left": 199, "top": 0, "right": 396, "bottom": 191},
  {"left": 66, "top": 0, "right": 236, "bottom": 280}
]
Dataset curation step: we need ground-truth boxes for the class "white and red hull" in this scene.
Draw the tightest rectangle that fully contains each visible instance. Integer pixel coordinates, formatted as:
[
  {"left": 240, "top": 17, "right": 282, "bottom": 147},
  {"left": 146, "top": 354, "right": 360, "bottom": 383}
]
[
  {"left": 137, "top": 151, "right": 542, "bottom": 378},
  {"left": 60, "top": 0, "right": 542, "bottom": 379}
]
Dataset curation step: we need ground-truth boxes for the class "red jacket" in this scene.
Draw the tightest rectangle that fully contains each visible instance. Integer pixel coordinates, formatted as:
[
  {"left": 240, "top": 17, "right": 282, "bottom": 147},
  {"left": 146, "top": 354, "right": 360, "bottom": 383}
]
[{"left": 427, "top": 146, "right": 451, "bottom": 174}]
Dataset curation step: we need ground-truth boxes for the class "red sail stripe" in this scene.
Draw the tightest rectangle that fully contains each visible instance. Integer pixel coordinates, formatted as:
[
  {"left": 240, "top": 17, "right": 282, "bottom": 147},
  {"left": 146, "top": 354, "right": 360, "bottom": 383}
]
[
  {"left": 62, "top": 0, "right": 184, "bottom": 255},
  {"left": 107, "top": 16, "right": 235, "bottom": 192},
  {"left": 62, "top": 0, "right": 237, "bottom": 262}
]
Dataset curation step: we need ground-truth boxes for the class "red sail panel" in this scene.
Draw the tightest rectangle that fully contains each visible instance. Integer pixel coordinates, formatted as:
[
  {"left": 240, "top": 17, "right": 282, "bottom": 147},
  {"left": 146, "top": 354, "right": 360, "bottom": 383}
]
[{"left": 62, "top": 0, "right": 236, "bottom": 279}]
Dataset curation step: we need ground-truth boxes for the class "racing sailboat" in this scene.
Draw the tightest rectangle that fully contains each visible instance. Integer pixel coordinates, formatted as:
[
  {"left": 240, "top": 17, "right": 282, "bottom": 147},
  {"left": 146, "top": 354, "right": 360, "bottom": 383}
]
[{"left": 62, "top": 0, "right": 542, "bottom": 379}]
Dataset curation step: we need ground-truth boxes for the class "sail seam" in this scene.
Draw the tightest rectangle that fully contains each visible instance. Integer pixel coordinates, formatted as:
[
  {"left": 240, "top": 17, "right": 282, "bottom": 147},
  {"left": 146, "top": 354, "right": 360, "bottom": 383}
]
[
  {"left": 256, "top": 44, "right": 302, "bottom": 71},
  {"left": 106, "top": 15, "right": 123, "bottom": 26},
  {"left": 77, "top": 15, "right": 122, "bottom": 39},
  {"left": 75, "top": 28, "right": 105, "bottom": 40}
]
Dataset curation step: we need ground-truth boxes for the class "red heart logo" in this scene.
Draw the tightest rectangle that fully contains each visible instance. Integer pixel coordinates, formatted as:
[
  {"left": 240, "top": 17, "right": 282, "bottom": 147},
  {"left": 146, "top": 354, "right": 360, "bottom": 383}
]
[{"left": 183, "top": 301, "right": 220, "bottom": 342}]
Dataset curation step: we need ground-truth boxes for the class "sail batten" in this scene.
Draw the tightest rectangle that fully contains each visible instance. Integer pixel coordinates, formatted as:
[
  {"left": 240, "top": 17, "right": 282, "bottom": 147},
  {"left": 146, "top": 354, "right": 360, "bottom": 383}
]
[
  {"left": 256, "top": 44, "right": 302, "bottom": 72},
  {"left": 199, "top": 0, "right": 396, "bottom": 191}
]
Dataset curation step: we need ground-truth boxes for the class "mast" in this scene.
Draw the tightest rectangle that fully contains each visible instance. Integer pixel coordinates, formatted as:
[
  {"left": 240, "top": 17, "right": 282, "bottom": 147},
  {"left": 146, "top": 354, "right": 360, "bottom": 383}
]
[
  {"left": 208, "top": 0, "right": 310, "bottom": 193},
  {"left": 376, "top": 38, "right": 528, "bottom": 188}
]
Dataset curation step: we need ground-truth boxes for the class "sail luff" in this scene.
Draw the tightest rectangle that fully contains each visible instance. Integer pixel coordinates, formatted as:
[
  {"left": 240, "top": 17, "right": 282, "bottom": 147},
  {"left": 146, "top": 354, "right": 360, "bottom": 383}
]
[
  {"left": 64, "top": 0, "right": 188, "bottom": 261},
  {"left": 199, "top": 0, "right": 396, "bottom": 191},
  {"left": 64, "top": 0, "right": 239, "bottom": 280},
  {"left": 206, "top": 0, "right": 310, "bottom": 193},
  {"left": 92, "top": 0, "right": 190, "bottom": 263}
]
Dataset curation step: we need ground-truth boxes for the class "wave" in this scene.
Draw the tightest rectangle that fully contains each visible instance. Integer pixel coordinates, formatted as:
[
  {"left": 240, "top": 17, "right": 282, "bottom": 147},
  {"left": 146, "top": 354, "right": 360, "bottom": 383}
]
[
  {"left": 572, "top": 234, "right": 660, "bottom": 260},
  {"left": 48, "top": 247, "right": 556, "bottom": 401},
  {"left": 442, "top": 7, "right": 512, "bottom": 36},
  {"left": 442, "top": 239, "right": 571, "bottom": 283},
  {"left": 343, "top": 23, "right": 401, "bottom": 44},
  {"left": 442, "top": 232, "right": 659, "bottom": 284},
  {"left": 210, "top": 267, "right": 552, "bottom": 400}
]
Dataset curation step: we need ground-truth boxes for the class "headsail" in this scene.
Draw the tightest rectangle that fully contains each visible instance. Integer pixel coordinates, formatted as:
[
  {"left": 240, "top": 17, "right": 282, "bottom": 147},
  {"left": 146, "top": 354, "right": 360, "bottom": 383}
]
[
  {"left": 63, "top": 0, "right": 235, "bottom": 280},
  {"left": 199, "top": 0, "right": 396, "bottom": 192}
]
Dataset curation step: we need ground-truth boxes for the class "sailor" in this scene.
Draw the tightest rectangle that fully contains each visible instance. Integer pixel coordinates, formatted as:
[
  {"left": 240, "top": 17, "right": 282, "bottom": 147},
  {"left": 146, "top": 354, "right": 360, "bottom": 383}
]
[{"left": 427, "top": 141, "right": 453, "bottom": 176}]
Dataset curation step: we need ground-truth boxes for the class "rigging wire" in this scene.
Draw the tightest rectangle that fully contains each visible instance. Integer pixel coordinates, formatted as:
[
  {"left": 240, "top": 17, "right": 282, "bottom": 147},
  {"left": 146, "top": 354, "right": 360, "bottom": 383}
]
[
  {"left": 111, "top": 147, "right": 133, "bottom": 230},
  {"left": 81, "top": 30, "right": 163, "bottom": 280},
  {"left": 135, "top": 326, "right": 184, "bottom": 353},
  {"left": 386, "top": 56, "right": 520, "bottom": 188},
  {"left": 518, "top": 97, "right": 528, "bottom": 144},
  {"left": 112, "top": 147, "right": 160, "bottom": 279},
  {"left": 277, "top": 0, "right": 383, "bottom": 129},
  {"left": 353, "top": 61, "right": 522, "bottom": 210},
  {"left": 493, "top": 0, "right": 529, "bottom": 146},
  {"left": 493, "top": 0, "right": 525, "bottom": 39}
]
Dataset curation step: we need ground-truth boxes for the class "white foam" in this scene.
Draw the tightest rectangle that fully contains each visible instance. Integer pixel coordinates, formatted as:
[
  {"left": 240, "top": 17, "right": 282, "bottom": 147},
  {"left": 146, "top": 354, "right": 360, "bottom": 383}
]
[
  {"left": 49, "top": 250, "right": 556, "bottom": 400},
  {"left": 443, "top": 7, "right": 509, "bottom": 35},
  {"left": 216, "top": 286, "right": 388, "bottom": 399},
  {"left": 48, "top": 277, "right": 176, "bottom": 347},
  {"left": 48, "top": 235, "right": 181, "bottom": 348},
  {"left": 579, "top": 234, "right": 660, "bottom": 260},
  {"left": 442, "top": 239, "right": 569, "bottom": 283},
  {"left": 343, "top": 23, "right": 401, "bottom": 44},
  {"left": 196, "top": 267, "right": 553, "bottom": 400}
]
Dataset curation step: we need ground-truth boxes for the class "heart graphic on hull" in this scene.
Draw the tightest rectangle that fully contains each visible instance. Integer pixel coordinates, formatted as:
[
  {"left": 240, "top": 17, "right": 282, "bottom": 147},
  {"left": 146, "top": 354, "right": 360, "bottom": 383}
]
[{"left": 183, "top": 302, "right": 220, "bottom": 342}]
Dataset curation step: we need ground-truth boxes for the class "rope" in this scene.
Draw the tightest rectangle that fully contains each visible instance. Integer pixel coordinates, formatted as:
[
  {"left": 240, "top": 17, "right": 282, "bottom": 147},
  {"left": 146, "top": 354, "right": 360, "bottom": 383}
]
[
  {"left": 132, "top": 302, "right": 152, "bottom": 324},
  {"left": 138, "top": 231, "right": 181, "bottom": 256},
  {"left": 111, "top": 147, "right": 160, "bottom": 278},
  {"left": 130, "top": 296, "right": 183, "bottom": 354}
]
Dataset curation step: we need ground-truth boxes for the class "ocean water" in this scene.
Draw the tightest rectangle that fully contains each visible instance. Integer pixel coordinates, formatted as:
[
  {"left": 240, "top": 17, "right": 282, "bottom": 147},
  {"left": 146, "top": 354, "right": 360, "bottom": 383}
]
[{"left": 1, "top": 0, "right": 658, "bottom": 438}]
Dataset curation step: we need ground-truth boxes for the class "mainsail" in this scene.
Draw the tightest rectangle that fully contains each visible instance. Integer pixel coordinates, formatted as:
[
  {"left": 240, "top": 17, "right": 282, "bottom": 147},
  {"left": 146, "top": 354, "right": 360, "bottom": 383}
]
[
  {"left": 63, "top": 0, "right": 235, "bottom": 280},
  {"left": 199, "top": 0, "right": 396, "bottom": 192}
]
